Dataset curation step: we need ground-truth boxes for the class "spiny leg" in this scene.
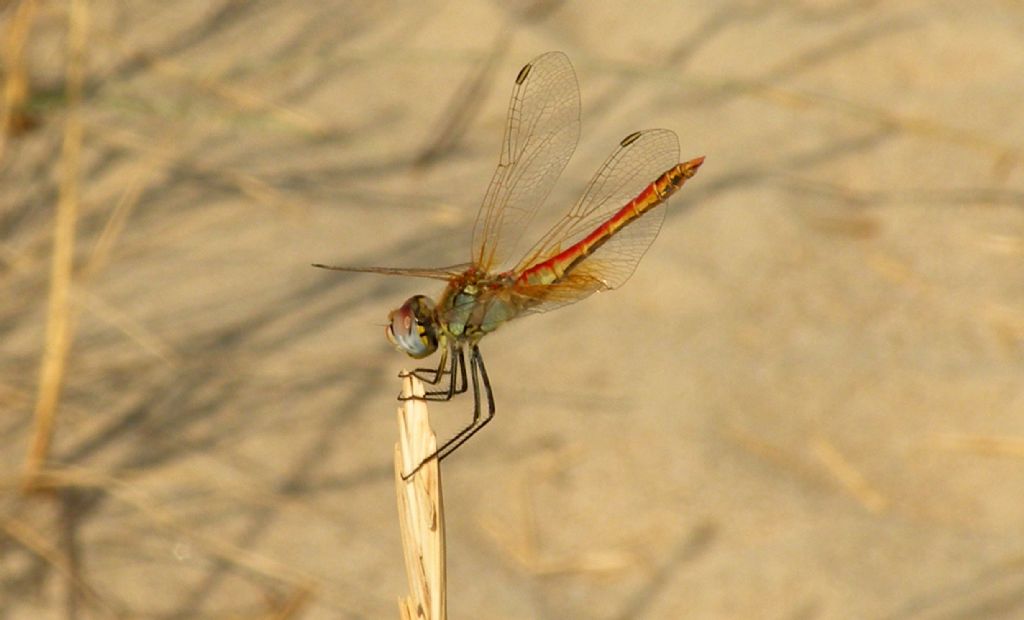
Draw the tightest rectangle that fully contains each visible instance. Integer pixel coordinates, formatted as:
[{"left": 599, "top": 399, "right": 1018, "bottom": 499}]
[
  {"left": 401, "top": 344, "right": 495, "bottom": 480},
  {"left": 452, "top": 346, "right": 468, "bottom": 396},
  {"left": 401, "top": 346, "right": 448, "bottom": 385},
  {"left": 399, "top": 346, "right": 449, "bottom": 401},
  {"left": 419, "top": 345, "right": 468, "bottom": 400},
  {"left": 400, "top": 345, "right": 468, "bottom": 403},
  {"left": 437, "top": 344, "right": 495, "bottom": 460}
]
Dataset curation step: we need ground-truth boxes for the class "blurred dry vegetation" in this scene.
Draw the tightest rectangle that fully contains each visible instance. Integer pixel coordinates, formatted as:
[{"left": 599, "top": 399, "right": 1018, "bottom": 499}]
[{"left": 2, "top": 1, "right": 1024, "bottom": 618}]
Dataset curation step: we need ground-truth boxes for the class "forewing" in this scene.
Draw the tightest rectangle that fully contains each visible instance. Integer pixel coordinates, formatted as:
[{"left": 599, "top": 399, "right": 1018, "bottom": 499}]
[
  {"left": 472, "top": 52, "right": 581, "bottom": 271},
  {"left": 312, "top": 263, "right": 469, "bottom": 280},
  {"left": 511, "top": 129, "right": 682, "bottom": 315}
]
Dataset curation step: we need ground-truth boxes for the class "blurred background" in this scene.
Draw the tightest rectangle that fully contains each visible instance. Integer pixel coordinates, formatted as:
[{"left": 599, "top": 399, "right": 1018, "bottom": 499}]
[{"left": 2, "top": 1, "right": 1024, "bottom": 618}]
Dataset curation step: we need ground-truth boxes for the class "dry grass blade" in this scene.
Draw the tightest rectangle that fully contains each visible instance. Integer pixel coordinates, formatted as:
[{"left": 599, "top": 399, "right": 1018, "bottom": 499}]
[
  {"left": 933, "top": 433, "right": 1024, "bottom": 458},
  {"left": 0, "top": 514, "right": 111, "bottom": 613},
  {"left": 117, "top": 47, "right": 323, "bottom": 136},
  {"left": 23, "top": 0, "right": 89, "bottom": 492},
  {"left": 394, "top": 373, "right": 446, "bottom": 620},
  {"left": 81, "top": 135, "right": 169, "bottom": 280},
  {"left": 21, "top": 465, "right": 338, "bottom": 611},
  {"left": 0, "top": 0, "right": 37, "bottom": 164},
  {"left": 811, "top": 436, "right": 888, "bottom": 514}
]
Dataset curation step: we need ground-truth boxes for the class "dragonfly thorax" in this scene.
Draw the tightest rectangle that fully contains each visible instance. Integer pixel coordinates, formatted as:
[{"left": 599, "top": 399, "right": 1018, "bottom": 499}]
[
  {"left": 436, "top": 270, "right": 520, "bottom": 342},
  {"left": 386, "top": 295, "right": 440, "bottom": 359}
]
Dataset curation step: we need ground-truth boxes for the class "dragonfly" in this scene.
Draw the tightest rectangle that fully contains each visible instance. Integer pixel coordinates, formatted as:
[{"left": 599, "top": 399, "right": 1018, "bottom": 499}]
[{"left": 315, "top": 51, "right": 704, "bottom": 477}]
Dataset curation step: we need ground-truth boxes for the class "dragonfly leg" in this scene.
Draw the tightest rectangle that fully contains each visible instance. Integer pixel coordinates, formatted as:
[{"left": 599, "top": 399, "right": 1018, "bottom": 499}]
[
  {"left": 436, "top": 344, "right": 495, "bottom": 459},
  {"left": 419, "top": 346, "right": 467, "bottom": 400},
  {"left": 401, "top": 344, "right": 495, "bottom": 480},
  {"left": 448, "top": 346, "right": 469, "bottom": 397},
  {"left": 399, "top": 346, "right": 468, "bottom": 402},
  {"left": 401, "top": 347, "right": 448, "bottom": 384}
]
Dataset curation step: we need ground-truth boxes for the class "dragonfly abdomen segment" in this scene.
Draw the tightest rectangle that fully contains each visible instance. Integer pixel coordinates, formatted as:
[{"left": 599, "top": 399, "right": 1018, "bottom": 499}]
[{"left": 517, "top": 156, "right": 705, "bottom": 288}]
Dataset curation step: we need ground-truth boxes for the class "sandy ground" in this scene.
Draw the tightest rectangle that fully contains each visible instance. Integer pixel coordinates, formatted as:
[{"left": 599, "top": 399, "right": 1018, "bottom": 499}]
[{"left": 2, "top": 1, "right": 1024, "bottom": 618}]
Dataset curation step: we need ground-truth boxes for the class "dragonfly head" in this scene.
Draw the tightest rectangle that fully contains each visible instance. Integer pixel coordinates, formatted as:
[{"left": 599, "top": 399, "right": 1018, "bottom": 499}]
[{"left": 386, "top": 295, "right": 439, "bottom": 359}]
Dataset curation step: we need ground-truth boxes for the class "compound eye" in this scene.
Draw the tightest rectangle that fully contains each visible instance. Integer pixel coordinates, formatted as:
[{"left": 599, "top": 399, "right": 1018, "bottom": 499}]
[{"left": 385, "top": 296, "right": 438, "bottom": 359}]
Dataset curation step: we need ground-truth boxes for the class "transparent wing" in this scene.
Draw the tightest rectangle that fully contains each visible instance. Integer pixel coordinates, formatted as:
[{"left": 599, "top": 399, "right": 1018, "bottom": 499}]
[
  {"left": 312, "top": 263, "right": 469, "bottom": 280},
  {"left": 509, "top": 129, "right": 683, "bottom": 315},
  {"left": 471, "top": 51, "right": 581, "bottom": 271}
]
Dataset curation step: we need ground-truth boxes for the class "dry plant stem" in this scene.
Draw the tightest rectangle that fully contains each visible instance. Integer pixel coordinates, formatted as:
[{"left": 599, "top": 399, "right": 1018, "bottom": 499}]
[
  {"left": 395, "top": 373, "right": 447, "bottom": 620},
  {"left": 23, "top": 0, "right": 89, "bottom": 492}
]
